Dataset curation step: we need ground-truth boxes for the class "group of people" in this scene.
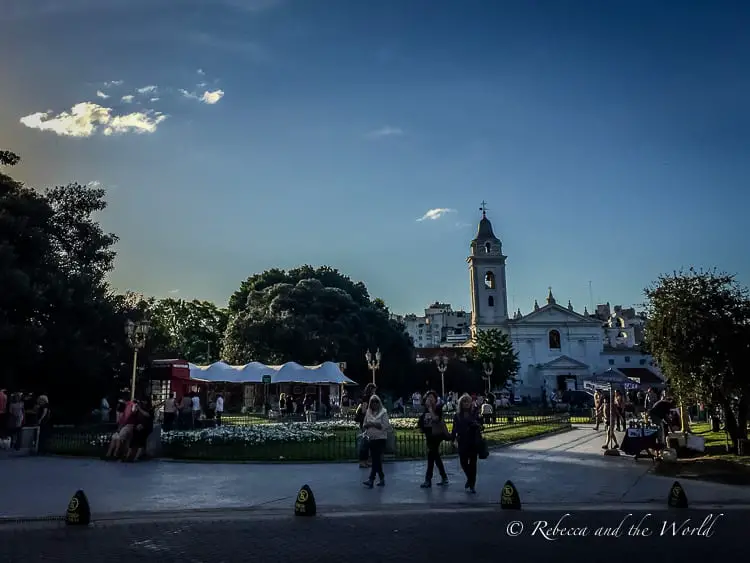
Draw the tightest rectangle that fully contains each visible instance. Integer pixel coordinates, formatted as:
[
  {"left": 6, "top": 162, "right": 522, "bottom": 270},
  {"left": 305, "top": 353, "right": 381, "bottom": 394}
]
[
  {"left": 355, "top": 384, "right": 486, "bottom": 493},
  {"left": 593, "top": 386, "right": 678, "bottom": 449},
  {"left": 0, "top": 389, "right": 52, "bottom": 451}
]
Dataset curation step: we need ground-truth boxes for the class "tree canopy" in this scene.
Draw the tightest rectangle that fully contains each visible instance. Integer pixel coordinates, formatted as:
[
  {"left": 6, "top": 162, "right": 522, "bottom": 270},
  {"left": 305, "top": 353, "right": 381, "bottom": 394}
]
[
  {"left": 224, "top": 267, "right": 415, "bottom": 390},
  {"left": 471, "top": 329, "right": 520, "bottom": 391},
  {"left": 643, "top": 268, "right": 750, "bottom": 442},
  {"left": 0, "top": 151, "right": 129, "bottom": 416}
]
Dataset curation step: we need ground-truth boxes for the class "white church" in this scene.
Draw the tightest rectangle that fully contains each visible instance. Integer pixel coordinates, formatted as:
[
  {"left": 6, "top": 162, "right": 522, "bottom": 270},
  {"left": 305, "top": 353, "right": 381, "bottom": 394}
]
[{"left": 463, "top": 207, "right": 662, "bottom": 399}]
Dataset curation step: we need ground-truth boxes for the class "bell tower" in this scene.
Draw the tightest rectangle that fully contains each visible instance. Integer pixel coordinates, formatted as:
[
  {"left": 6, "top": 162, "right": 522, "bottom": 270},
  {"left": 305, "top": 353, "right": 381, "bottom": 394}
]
[{"left": 468, "top": 202, "right": 509, "bottom": 336}]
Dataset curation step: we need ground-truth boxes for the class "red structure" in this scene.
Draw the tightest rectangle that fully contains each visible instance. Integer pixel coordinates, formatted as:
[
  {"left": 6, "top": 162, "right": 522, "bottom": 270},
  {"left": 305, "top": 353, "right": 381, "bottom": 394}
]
[{"left": 146, "top": 359, "right": 202, "bottom": 400}]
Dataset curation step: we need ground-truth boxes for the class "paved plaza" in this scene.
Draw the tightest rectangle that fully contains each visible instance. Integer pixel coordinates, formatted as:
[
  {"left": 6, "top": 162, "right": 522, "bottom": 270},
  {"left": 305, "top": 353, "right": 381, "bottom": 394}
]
[
  {"left": 1, "top": 509, "right": 745, "bottom": 563},
  {"left": 1, "top": 427, "right": 749, "bottom": 521}
]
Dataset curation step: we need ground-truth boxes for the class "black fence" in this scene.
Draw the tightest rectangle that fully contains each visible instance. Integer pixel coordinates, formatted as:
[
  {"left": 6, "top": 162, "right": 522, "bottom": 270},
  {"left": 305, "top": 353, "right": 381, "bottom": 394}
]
[{"left": 42, "top": 414, "right": 571, "bottom": 462}]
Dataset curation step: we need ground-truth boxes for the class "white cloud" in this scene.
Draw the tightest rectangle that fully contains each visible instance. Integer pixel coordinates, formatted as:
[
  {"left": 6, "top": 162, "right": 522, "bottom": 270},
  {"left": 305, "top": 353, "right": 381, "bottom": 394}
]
[
  {"left": 367, "top": 126, "right": 404, "bottom": 139},
  {"left": 136, "top": 85, "right": 157, "bottom": 94},
  {"left": 121, "top": 95, "right": 134, "bottom": 103},
  {"left": 180, "top": 88, "right": 225, "bottom": 105},
  {"left": 201, "top": 90, "right": 224, "bottom": 104},
  {"left": 20, "top": 102, "right": 167, "bottom": 138},
  {"left": 197, "top": 68, "right": 205, "bottom": 75},
  {"left": 150, "top": 97, "right": 160, "bottom": 102},
  {"left": 168, "top": 289, "right": 180, "bottom": 294},
  {"left": 96, "top": 90, "right": 109, "bottom": 99},
  {"left": 416, "top": 208, "right": 456, "bottom": 222},
  {"left": 103, "top": 80, "right": 123, "bottom": 87},
  {"left": 88, "top": 180, "right": 101, "bottom": 187}
]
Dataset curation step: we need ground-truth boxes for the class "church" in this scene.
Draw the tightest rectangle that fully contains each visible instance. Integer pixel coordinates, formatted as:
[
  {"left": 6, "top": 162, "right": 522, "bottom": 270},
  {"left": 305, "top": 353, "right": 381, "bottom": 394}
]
[{"left": 465, "top": 206, "right": 661, "bottom": 400}]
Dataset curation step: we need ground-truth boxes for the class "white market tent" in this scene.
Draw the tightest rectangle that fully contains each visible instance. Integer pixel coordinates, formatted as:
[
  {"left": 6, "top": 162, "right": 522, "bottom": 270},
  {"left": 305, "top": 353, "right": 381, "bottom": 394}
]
[{"left": 188, "top": 361, "right": 357, "bottom": 385}]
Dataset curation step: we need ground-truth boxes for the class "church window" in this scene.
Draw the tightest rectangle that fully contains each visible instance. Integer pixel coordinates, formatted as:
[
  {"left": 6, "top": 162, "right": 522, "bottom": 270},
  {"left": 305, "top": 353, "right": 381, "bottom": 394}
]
[
  {"left": 484, "top": 242, "right": 492, "bottom": 253},
  {"left": 608, "top": 359, "right": 615, "bottom": 365},
  {"left": 548, "top": 330, "right": 561, "bottom": 349},
  {"left": 488, "top": 296, "right": 495, "bottom": 307},
  {"left": 484, "top": 271, "right": 496, "bottom": 289},
  {"left": 639, "top": 359, "right": 646, "bottom": 365},
  {"left": 624, "top": 356, "right": 631, "bottom": 363}
]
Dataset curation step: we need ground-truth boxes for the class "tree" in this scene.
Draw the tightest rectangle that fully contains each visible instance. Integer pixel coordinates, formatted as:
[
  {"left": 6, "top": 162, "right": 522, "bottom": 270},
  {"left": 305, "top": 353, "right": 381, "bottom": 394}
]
[
  {"left": 146, "top": 298, "right": 229, "bottom": 363},
  {"left": 471, "top": 329, "right": 520, "bottom": 391},
  {"left": 0, "top": 150, "right": 130, "bottom": 418},
  {"left": 224, "top": 267, "right": 414, "bottom": 391},
  {"left": 643, "top": 268, "right": 750, "bottom": 444}
]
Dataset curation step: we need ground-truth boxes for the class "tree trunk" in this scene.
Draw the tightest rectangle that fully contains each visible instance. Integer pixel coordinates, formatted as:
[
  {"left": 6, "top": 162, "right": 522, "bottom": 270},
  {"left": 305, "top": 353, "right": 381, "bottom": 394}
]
[
  {"left": 722, "top": 397, "right": 741, "bottom": 451},
  {"left": 736, "top": 394, "right": 748, "bottom": 441}
]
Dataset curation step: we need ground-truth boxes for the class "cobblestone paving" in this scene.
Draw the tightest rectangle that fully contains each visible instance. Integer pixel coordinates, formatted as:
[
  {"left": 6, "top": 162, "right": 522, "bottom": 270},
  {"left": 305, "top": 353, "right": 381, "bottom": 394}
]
[{"left": 0, "top": 509, "right": 744, "bottom": 563}]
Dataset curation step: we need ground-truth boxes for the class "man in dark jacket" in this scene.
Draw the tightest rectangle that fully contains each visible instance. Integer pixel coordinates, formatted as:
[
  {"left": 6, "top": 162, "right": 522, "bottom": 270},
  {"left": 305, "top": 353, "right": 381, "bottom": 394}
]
[
  {"left": 418, "top": 390, "right": 449, "bottom": 488},
  {"left": 649, "top": 397, "right": 675, "bottom": 445}
]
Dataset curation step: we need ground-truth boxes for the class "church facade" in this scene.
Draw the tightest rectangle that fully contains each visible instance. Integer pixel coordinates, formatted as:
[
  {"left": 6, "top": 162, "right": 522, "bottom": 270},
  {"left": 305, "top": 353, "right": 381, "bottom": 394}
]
[{"left": 466, "top": 208, "right": 660, "bottom": 399}]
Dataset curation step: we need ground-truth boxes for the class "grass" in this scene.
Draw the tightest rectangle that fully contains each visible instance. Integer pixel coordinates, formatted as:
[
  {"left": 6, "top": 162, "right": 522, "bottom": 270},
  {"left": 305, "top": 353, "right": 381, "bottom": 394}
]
[{"left": 652, "top": 422, "right": 750, "bottom": 486}]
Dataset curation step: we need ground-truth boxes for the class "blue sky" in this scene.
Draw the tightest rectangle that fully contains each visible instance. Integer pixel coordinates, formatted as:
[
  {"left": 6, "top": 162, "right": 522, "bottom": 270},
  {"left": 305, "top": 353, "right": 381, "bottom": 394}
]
[{"left": 1, "top": 0, "right": 748, "bottom": 315}]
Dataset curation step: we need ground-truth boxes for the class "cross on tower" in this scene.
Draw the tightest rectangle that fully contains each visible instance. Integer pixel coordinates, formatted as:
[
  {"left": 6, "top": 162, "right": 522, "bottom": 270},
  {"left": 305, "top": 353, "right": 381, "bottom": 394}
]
[{"left": 479, "top": 200, "right": 488, "bottom": 217}]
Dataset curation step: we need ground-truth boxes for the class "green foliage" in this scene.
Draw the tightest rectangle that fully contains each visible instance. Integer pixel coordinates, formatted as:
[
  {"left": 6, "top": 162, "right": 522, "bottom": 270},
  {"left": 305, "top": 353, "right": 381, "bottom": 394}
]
[
  {"left": 472, "top": 329, "right": 520, "bottom": 390},
  {"left": 224, "top": 267, "right": 414, "bottom": 391},
  {"left": 643, "top": 268, "right": 750, "bottom": 441},
  {"left": 146, "top": 298, "right": 229, "bottom": 363},
  {"left": 0, "top": 152, "right": 128, "bottom": 417}
]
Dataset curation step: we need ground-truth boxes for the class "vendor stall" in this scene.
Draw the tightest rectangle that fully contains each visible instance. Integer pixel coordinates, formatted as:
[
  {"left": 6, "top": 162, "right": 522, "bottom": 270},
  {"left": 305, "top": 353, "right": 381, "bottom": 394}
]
[
  {"left": 585, "top": 369, "right": 639, "bottom": 452},
  {"left": 621, "top": 425, "right": 660, "bottom": 460},
  {"left": 188, "top": 361, "right": 357, "bottom": 415}
]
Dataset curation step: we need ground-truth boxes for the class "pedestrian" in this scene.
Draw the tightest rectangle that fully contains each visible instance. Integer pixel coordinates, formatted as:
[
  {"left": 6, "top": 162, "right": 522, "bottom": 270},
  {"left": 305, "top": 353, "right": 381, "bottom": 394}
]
[
  {"left": 355, "top": 383, "right": 377, "bottom": 468},
  {"left": 419, "top": 390, "right": 449, "bottom": 488},
  {"left": 126, "top": 399, "right": 154, "bottom": 462},
  {"left": 162, "top": 393, "right": 177, "bottom": 431},
  {"left": 361, "top": 395, "right": 391, "bottom": 489},
  {"left": 451, "top": 393, "right": 482, "bottom": 494},
  {"left": 215, "top": 393, "right": 224, "bottom": 426},
  {"left": 593, "top": 390, "right": 603, "bottom": 431}
]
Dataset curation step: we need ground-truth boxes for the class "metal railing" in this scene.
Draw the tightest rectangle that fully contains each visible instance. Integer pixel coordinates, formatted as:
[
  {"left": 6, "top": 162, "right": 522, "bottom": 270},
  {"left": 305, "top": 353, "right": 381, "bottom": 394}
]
[{"left": 42, "top": 414, "right": 571, "bottom": 462}]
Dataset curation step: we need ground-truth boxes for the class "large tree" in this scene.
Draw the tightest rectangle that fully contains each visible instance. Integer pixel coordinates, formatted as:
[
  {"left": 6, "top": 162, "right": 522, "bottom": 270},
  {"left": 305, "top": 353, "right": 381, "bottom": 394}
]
[
  {"left": 0, "top": 151, "right": 128, "bottom": 418},
  {"left": 643, "top": 268, "right": 750, "bottom": 443},
  {"left": 146, "top": 297, "right": 229, "bottom": 363},
  {"left": 471, "top": 329, "right": 520, "bottom": 391},
  {"left": 224, "top": 267, "right": 414, "bottom": 391}
]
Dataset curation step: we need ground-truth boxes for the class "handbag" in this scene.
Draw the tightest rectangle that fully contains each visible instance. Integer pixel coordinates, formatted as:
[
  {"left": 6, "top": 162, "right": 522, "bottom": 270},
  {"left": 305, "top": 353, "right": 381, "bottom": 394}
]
[
  {"left": 357, "top": 432, "right": 370, "bottom": 460},
  {"left": 476, "top": 433, "right": 489, "bottom": 460},
  {"left": 431, "top": 420, "right": 451, "bottom": 441},
  {"left": 385, "top": 431, "right": 396, "bottom": 454}
]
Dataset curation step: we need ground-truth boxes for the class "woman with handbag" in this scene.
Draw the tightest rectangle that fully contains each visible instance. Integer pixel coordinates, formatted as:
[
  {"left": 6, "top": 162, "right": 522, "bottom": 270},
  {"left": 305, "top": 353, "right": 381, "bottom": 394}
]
[
  {"left": 354, "top": 383, "right": 377, "bottom": 468},
  {"left": 451, "top": 393, "right": 483, "bottom": 494},
  {"left": 419, "top": 390, "right": 449, "bottom": 488},
  {"left": 361, "top": 394, "right": 392, "bottom": 488}
]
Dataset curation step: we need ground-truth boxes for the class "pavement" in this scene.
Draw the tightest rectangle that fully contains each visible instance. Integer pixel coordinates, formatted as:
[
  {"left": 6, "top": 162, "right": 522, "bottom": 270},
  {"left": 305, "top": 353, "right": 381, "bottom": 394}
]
[
  {"left": 2, "top": 426, "right": 750, "bottom": 522},
  {"left": 0, "top": 509, "right": 745, "bottom": 562}
]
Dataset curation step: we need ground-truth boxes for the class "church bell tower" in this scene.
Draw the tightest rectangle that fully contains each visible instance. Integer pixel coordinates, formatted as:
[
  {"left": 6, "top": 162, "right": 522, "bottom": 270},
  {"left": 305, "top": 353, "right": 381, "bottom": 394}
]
[{"left": 468, "top": 202, "right": 509, "bottom": 336}]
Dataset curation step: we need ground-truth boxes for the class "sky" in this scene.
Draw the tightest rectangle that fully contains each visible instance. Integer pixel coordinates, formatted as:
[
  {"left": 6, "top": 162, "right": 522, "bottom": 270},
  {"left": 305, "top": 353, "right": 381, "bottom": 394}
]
[{"left": 1, "top": 0, "right": 749, "bottom": 316}]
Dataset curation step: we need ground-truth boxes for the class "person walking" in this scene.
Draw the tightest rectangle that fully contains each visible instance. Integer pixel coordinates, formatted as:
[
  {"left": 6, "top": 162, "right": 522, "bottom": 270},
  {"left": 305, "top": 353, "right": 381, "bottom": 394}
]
[
  {"left": 354, "top": 383, "right": 377, "bottom": 468},
  {"left": 419, "top": 390, "right": 449, "bottom": 488},
  {"left": 215, "top": 393, "right": 224, "bottom": 426},
  {"left": 361, "top": 395, "right": 391, "bottom": 489},
  {"left": 451, "top": 393, "right": 482, "bottom": 494},
  {"left": 593, "top": 390, "right": 603, "bottom": 431}
]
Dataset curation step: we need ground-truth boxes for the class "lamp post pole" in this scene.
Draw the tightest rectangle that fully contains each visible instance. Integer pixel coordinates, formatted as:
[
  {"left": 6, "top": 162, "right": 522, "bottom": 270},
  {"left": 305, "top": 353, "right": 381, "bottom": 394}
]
[
  {"left": 125, "top": 319, "right": 151, "bottom": 401},
  {"left": 435, "top": 356, "right": 448, "bottom": 399},
  {"left": 482, "top": 362, "right": 494, "bottom": 394},
  {"left": 365, "top": 348, "right": 381, "bottom": 385}
]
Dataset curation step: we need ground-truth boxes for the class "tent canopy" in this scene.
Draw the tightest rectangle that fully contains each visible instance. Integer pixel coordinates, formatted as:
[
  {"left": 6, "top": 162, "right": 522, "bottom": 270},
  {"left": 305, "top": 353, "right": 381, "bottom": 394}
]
[
  {"left": 188, "top": 361, "right": 357, "bottom": 385},
  {"left": 585, "top": 368, "right": 637, "bottom": 386}
]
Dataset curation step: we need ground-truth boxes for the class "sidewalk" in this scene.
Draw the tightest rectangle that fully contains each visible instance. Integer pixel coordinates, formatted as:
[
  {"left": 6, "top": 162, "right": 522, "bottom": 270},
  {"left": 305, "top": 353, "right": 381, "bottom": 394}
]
[{"left": 2, "top": 427, "right": 749, "bottom": 519}]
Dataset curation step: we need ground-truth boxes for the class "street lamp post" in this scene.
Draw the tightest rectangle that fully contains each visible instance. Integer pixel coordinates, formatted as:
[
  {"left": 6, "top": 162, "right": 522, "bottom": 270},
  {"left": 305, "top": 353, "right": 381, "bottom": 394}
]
[
  {"left": 365, "top": 348, "right": 381, "bottom": 385},
  {"left": 435, "top": 356, "right": 448, "bottom": 398},
  {"left": 482, "top": 362, "right": 494, "bottom": 394},
  {"left": 125, "top": 319, "right": 150, "bottom": 401}
]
